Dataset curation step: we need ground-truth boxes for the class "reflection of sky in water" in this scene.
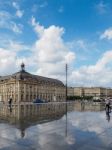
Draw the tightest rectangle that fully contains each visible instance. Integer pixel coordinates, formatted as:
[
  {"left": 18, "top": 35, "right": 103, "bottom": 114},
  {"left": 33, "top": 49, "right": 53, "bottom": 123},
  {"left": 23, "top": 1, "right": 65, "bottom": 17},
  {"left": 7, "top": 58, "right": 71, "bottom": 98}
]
[{"left": 0, "top": 108, "right": 112, "bottom": 149}]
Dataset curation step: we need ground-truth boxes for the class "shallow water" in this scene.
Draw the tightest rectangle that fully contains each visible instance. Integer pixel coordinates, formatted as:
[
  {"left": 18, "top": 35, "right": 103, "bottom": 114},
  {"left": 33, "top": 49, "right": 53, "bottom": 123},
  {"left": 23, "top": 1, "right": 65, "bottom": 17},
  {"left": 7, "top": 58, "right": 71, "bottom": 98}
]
[{"left": 0, "top": 102, "right": 111, "bottom": 150}]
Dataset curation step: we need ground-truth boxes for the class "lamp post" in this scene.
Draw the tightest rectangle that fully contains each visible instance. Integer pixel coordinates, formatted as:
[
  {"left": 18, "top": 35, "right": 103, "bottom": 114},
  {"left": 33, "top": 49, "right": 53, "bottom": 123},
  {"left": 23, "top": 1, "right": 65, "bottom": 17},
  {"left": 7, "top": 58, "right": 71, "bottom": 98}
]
[
  {"left": 65, "top": 63, "right": 68, "bottom": 102},
  {"left": 65, "top": 63, "right": 68, "bottom": 137}
]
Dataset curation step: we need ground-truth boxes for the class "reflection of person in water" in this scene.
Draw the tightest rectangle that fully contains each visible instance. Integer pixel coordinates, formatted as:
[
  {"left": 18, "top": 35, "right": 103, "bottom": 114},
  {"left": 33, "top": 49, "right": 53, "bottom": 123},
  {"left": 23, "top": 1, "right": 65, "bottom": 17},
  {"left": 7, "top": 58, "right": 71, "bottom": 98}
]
[
  {"left": 106, "top": 111, "right": 110, "bottom": 122},
  {"left": 21, "top": 129, "right": 25, "bottom": 138},
  {"left": 105, "top": 98, "right": 111, "bottom": 113},
  {"left": 81, "top": 100, "right": 85, "bottom": 111},
  {"left": 9, "top": 106, "right": 12, "bottom": 113},
  {"left": 8, "top": 97, "right": 13, "bottom": 107}
]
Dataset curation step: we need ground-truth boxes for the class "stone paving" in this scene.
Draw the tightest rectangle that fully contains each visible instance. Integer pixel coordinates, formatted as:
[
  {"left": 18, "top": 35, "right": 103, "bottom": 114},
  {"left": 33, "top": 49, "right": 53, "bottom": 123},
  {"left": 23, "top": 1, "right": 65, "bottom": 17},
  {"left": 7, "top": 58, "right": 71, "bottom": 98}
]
[{"left": 0, "top": 103, "right": 112, "bottom": 150}]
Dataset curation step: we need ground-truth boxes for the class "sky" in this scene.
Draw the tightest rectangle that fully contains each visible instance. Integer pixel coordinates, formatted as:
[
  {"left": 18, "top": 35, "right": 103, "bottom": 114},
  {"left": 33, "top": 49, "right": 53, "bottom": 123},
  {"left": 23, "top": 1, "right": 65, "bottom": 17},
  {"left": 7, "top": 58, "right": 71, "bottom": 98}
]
[{"left": 1, "top": 0, "right": 112, "bottom": 87}]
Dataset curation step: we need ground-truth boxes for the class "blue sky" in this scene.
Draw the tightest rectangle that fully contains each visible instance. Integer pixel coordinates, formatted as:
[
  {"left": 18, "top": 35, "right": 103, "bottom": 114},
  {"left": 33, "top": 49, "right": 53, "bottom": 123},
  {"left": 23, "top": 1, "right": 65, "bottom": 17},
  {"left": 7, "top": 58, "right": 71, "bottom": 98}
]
[{"left": 1, "top": 0, "right": 112, "bottom": 87}]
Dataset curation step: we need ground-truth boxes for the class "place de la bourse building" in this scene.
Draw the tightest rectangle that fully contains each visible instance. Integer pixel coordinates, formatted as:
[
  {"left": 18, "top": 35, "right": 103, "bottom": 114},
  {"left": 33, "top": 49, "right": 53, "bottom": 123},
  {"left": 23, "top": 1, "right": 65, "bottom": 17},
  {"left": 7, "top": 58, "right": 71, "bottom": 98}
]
[{"left": 0, "top": 63, "right": 65, "bottom": 103}]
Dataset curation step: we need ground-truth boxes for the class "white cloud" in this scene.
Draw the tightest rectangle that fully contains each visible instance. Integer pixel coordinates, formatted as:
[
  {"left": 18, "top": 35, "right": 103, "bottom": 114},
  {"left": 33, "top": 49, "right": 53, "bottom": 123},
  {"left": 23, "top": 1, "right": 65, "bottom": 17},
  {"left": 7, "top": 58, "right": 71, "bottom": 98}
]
[
  {"left": 30, "top": 17, "right": 112, "bottom": 87},
  {"left": 0, "top": 38, "right": 30, "bottom": 52},
  {"left": 100, "top": 28, "right": 112, "bottom": 40},
  {"left": 11, "top": 22, "right": 23, "bottom": 33},
  {"left": 0, "top": 48, "right": 17, "bottom": 75},
  {"left": 0, "top": 38, "right": 32, "bottom": 75},
  {"left": 31, "top": 17, "right": 44, "bottom": 37},
  {"left": 12, "top": 1, "right": 24, "bottom": 18},
  {"left": 12, "top": 2, "right": 19, "bottom": 9},
  {"left": 16, "top": 10, "right": 24, "bottom": 18},
  {"left": 0, "top": 12, "right": 13, "bottom": 30},
  {"left": 76, "top": 40, "right": 87, "bottom": 49},
  {"left": 1, "top": 11, "right": 112, "bottom": 88},
  {"left": 8, "top": 40, "right": 30, "bottom": 52},
  {"left": 31, "top": 17, "right": 75, "bottom": 78},
  {"left": 67, "top": 39, "right": 96, "bottom": 52},
  {"left": 0, "top": 11, "right": 23, "bottom": 33},
  {"left": 69, "top": 50, "right": 112, "bottom": 87},
  {"left": 65, "top": 52, "right": 75, "bottom": 64},
  {"left": 0, "top": 10, "right": 10, "bottom": 17},
  {"left": 0, "top": 47, "right": 33, "bottom": 75}
]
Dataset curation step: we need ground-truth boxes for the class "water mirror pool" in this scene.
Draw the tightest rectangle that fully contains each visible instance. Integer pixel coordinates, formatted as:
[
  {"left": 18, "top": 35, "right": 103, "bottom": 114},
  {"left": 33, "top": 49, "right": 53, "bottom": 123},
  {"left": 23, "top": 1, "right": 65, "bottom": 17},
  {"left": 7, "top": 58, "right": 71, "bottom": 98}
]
[{"left": 0, "top": 102, "right": 111, "bottom": 150}]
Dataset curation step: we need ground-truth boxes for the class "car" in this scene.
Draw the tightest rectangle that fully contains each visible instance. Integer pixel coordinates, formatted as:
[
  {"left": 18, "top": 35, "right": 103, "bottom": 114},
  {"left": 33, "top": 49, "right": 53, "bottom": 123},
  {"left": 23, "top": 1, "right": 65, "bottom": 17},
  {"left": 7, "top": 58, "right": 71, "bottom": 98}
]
[{"left": 33, "top": 98, "right": 43, "bottom": 103}]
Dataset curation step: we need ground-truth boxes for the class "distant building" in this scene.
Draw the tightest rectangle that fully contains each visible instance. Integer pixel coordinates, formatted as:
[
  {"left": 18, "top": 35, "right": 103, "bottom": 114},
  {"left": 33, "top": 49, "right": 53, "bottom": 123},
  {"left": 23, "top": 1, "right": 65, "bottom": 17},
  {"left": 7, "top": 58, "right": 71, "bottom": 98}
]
[
  {"left": 67, "top": 87, "right": 74, "bottom": 96},
  {"left": 73, "top": 87, "right": 84, "bottom": 97},
  {"left": 67, "top": 87, "right": 112, "bottom": 99},
  {"left": 0, "top": 63, "right": 65, "bottom": 103}
]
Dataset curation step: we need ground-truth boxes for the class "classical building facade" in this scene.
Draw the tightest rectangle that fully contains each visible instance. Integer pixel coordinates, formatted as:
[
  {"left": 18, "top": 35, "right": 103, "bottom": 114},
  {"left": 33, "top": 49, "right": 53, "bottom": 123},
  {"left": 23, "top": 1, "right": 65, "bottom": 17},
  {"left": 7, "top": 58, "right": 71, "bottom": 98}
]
[
  {"left": 0, "top": 63, "right": 65, "bottom": 103},
  {"left": 68, "top": 87, "right": 112, "bottom": 99}
]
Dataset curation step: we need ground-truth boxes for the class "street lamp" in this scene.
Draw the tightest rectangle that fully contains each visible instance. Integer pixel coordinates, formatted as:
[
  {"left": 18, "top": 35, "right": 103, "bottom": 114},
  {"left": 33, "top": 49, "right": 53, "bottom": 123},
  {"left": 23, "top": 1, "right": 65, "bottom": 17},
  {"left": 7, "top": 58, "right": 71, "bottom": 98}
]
[
  {"left": 65, "top": 63, "right": 68, "bottom": 137},
  {"left": 65, "top": 63, "right": 68, "bottom": 102}
]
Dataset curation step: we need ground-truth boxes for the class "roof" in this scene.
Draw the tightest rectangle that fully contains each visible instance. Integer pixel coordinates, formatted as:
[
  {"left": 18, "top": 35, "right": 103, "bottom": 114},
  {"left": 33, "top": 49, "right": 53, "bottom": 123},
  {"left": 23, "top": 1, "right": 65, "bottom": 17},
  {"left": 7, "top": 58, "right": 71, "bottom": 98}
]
[{"left": 0, "top": 69, "right": 64, "bottom": 86}]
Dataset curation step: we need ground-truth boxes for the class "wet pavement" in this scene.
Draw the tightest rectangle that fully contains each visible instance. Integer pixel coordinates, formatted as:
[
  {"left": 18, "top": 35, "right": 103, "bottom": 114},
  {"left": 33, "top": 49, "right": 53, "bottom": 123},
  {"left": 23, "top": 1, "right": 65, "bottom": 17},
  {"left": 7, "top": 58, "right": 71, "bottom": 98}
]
[{"left": 0, "top": 102, "right": 112, "bottom": 150}]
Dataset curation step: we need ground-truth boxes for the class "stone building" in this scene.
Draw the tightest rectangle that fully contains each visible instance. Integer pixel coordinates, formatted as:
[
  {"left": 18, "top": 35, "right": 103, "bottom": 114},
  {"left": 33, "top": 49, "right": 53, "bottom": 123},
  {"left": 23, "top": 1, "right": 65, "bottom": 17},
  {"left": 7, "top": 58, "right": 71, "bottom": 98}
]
[
  {"left": 0, "top": 63, "right": 65, "bottom": 103},
  {"left": 73, "top": 87, "right": 84, "bottom": 97},
  {"left": 67, "top": 87, "right": 74, "bottom": 96},
  {"left": 68, "top": 87, "right": 112, "bottom": 99},
  {"left": 84, "top": 87, "right": 104, "bottom": 98}
]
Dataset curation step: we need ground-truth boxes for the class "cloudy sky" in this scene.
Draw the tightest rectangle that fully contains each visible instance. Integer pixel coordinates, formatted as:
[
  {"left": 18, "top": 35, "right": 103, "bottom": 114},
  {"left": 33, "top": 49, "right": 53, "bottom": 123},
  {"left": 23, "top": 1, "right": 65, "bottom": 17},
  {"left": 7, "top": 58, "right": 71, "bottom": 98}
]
[{"left": 0, "top": 0, "right": 112, "bottom": 87}]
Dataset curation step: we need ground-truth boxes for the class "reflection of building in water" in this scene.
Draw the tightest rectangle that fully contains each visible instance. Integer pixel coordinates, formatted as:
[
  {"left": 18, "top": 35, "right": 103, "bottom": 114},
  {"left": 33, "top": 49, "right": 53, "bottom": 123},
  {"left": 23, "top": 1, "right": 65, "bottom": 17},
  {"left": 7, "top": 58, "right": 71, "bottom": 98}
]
[
  {"left": 0, "top": 102, "right": 106, "bottom": 138},
  {"left": 71, "top": 101, "right": 105, "bottom": 112},
  {"left": 0, "top": 103, "right": 67, "bottom": 137},
  {"left": 0, "top": 63, "right": 65, "bottom": 103}
]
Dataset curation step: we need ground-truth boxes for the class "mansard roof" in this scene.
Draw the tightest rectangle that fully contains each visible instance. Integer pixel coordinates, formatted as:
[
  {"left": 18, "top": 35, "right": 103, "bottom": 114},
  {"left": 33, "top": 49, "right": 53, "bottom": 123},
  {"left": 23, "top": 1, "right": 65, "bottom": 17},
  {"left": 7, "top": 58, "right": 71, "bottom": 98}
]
[{"left": 0, "top": 67, "right": 64, "bottom": 86}]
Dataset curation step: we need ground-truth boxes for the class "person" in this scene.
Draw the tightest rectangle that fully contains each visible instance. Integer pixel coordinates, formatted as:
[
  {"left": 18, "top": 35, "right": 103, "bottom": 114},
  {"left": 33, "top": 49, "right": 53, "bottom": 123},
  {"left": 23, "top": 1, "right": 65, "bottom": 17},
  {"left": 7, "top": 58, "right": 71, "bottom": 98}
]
[
  {"left": 105, "top": 98, "right": 111, "bottom": 113},
  {"left": 81, "top": 100, "right": 85, "bottom": 111}
]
